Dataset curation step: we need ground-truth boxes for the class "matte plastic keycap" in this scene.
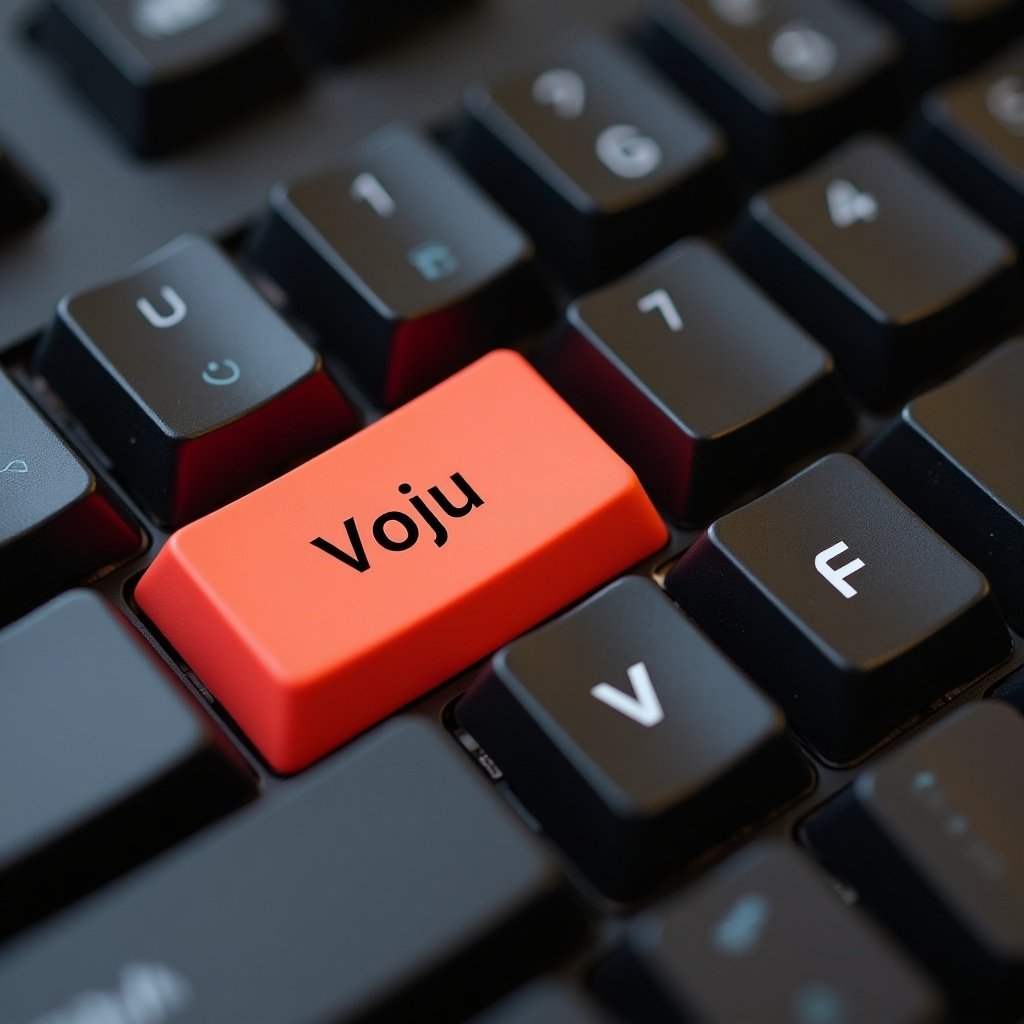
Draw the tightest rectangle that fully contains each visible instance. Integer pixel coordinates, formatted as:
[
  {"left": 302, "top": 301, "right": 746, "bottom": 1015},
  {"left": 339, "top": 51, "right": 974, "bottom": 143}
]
[
  {"left": 0, "top": 147, "right": 45, "bottom": 237},
  {"left": 865, "top": 340, "right": 1024, "bottom": 631},
  {"left": 0, "top": 369, "right": 139, "bottom": 625},
  {"left": 643, "top": 0, "right": 901, "bottom": 176},
  {"left": 0, "top": 590, "right": 254, "bottom": 939},
  {"left": 913, "top": 42, "right": 1024, "bottom": 246},
  {"left": 458, "top": 577, "right": 809, "bottom": 898},
  {"left": 859, "top": 0, "right": 1024, "bottom": 78},
  {"left": 805, "top": 703, "right": 1024, "bottom": 1020},
  {"left": 597, "top": 841, "right": 941, "bottom": 1024},
  {"left": 665, "top": 454, "right": 1011, "bottom": 762},
  {"left": 37, "top": 0, "right": 301, "bottom": 155},
  {"left": 731, "top": 135, "right": 1022, "bottom": 405},
  {"left": 36, "top": 235, "right": 356, "bottom": 525},
  {"left": 137, "top": 351, "right": 668, "bottom": 773},
  {"left": 248, "top": 124, "right": 553, "bottom": 406},
  {"left": 0, "top": 719, "right": 584, "bottom": 1024},
  {"left": 545, "top": 239, "right": 853, "bottom": 523},
  {"left": 455, "top": 33, "right": 730, "bottom": 289}
]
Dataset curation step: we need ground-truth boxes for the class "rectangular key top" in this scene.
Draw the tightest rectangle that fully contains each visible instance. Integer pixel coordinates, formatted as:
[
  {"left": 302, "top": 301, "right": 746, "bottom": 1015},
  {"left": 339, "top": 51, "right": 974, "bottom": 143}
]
[
  {"left": 865, "top": 339, "right": 1024, "bottom": 631},
  {"left": 457, "top": 577, "right": 809, "bottom": 898},
  {"left": 0, "top": 591, "right": 254, "bottom": 938},
  {"left": 137, "top": 350, "right": 668, "bottom": 773},
  {"left": 248, "top": 124, "right": 553, "bottom": 406},
  {"left": 0, "top": 368, "right": 140, "bottom": 624},
  {"left": 36, "top": 235, "right": 357, "bottom": 525},
  {"left": 0, "top": 719, "right": 583, "bottom": 1024},
  {"left": 914, "top": 42, "right": 1024, "bottom": 247},
  {"left": 598, "top": 841, "right": 941, "bottom": 1024},
  {"left": 665, "top": 454, "right": 1010, "bottom": 762},
  {"left": 730, "top": 135, "right": 1022, "bottom": 406},
  {"left": 804, "top": 703, "right": 1024, "bottom": 1020},
  {"left": 38, "top": 0, "right": 301, "bottom": 155},
  {"left": 643, "top": 0, "right": 901, "bottom": 176}
]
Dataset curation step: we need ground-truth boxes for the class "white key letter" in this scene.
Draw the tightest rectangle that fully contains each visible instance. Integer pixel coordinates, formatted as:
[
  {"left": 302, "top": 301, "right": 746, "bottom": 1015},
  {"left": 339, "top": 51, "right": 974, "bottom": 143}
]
[
  {"left": 590, "top": 661, "right": 665, "bottom": 727},
  {"left": 637, "top": 288, "right": 684, "bottom": 332},
  {"left": 826, "top": 179, "right": 879, "bottom": 229},
  {"left": 533, "top": 68, "right": 587, "bottom": 120},
  {"left": 351, "top": 172, "right": 397, "bottom": 218},
  {"left": 137, "top": 286, "right": 187, "bottom": 329},
  {"left": 814, "top": 541, "right": 866, "bottom": 599}
]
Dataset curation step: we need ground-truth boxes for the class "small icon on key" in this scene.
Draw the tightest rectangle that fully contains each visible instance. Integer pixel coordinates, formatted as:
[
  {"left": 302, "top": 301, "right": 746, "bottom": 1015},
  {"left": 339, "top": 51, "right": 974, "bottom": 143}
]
[
  {"left": 1, "top": 459, "right": 28, "bottom": 474},
  {"left": 201, "top": 359, "right": 241, "bottom": 386},
  {"left": 407, "top": 241, "right": 460, "bottom": 282}
]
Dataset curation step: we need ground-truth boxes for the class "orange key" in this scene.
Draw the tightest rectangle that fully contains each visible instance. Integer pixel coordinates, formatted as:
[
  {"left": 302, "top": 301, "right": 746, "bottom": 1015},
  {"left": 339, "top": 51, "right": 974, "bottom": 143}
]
[{"left": 137, "top": 350, "right": 667, "bottom": 772}]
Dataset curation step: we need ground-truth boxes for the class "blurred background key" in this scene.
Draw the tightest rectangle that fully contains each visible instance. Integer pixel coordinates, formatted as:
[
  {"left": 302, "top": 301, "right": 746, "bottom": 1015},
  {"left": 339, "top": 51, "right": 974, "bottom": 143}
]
[{"left": 36, "top": 0, "right": 302, "bottom": 155}]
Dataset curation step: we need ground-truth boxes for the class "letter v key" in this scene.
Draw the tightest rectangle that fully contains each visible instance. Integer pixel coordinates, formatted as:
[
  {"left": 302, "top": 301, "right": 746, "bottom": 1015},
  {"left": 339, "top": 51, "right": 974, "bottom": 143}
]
[{"left": 590, "top": 661, "right": 665, "bottom": 727}]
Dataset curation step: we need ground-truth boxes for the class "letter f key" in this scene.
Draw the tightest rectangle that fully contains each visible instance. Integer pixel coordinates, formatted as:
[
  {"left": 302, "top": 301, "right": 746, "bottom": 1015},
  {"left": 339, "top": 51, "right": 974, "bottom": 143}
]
[{"left": 815, "top": 541, "right": 865, "bottom": 598}]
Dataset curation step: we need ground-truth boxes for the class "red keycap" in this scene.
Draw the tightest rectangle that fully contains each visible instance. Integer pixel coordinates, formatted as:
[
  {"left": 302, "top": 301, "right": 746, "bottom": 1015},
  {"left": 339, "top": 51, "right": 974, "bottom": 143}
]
[{"left": 137, "top": 351, "right": 667, "bottom": 772}]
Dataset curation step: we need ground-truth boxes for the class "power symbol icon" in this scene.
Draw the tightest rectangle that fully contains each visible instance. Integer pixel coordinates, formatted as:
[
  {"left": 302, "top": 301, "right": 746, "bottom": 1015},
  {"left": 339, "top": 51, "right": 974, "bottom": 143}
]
[{"left": 202, "top": 359, "right": 241, "bottom": 386}]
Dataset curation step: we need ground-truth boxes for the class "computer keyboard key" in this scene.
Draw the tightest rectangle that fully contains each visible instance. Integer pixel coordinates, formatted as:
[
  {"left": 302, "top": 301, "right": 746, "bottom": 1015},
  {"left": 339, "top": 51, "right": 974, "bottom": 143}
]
[
  {"left": 35, "top": 235, "right": 357, "bottom": 526},
  {"left": 37, "top": 0, "right": 302, "bottom": 155},
  {"left": 248, "top": 124, "right": 553, "bottom": 406},
  {"left": 858, "top": 0, "right": 1024, "bottom": 79},
  {"left": 455, "top": 33, "right": 730, "bottom": 289},
  {"left": 665, "top": 454, "right": 1011, "bottom": 763},
  {"left": 0, "top": 147, "right": 46, "bottom": 237},
  {"left": 544, "top": 239, "right": 853, "bottom": 524},
  {"left": 137, "top": 350, "right": 668, "bottom": 773},
  {"left": 597, "top": 841, "right": 941, "bottom": 1024},
  {"left": 913, "top": 42, "right": 1024, "bottom": 247},
  {"left": 0, "top": 590, "right": 254, "bottom": 939},
  {"left": 643, "top": 0, "right": 901, "bottom": 176},
  {"left": 0, "top": 369, "right": 140, "bottom": 625},
  {"left": 804, "top": 702, "right": 1024, "bottom": 1020},
  {"left": 0, "top": 718, "right": 584, "bottom": 1023},
  {"left": 730, "top": 135, "right": 1022, "bottom": 406},
  {"left": 458, "top": 577, "right": 809, "bottom": 898},
  {"left": 864, "top": 339, "right": 1024, "bottom": 632}
]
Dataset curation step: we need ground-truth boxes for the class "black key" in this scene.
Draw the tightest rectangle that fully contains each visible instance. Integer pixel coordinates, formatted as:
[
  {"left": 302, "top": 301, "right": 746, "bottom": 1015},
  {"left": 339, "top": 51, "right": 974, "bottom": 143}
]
[
  {"left": 643, "top": 0, "right": 901, "bottom": 177},
  {"left": 0, "top": 147, "right": 45, "bottom": 237},
  {"left": 597, "top": 841, "right": 941, "bottom": 1024},
  {"left": 913, "top": 42, "right": 1024, "bottom": 247},
  {"left": 0, "top": 369, "right": 140, "bottom": 625},
  {"left": 0, "top": 590, "right": 254, "bottom": 939},
  {"left": 858, "top": 0, "right": 1024, "bottom": 79},
  {"left": 285, "top": 0, "right": 470, "bottom": 59},
  {"left": 730, "top": 135, "right": 1022, "bottom": 406},
  {"left": 804, "top": 702, "right": 1024, "bottom": 1020},
  {"left": 457, "top": 577, "right": 809, "bottom": 898},
  {"left": 0, "top": 718, "right": 584, "bottom": 1024},
  {"left": 472, "top": 980, "right": 611, "bottom": 1024},
  {"left": 455, "top": 33, "right": 730, "bottom": 289},
  {"left": 248, "top": 124, "right": 553, "bottom": 406},
  {"left": 35, "top": 235, "right": 356, "bottom": 525},
  {"left": 665, "top": 454, "right": 1011, "bottom": 763},
  {"left": 37, "top": 0, "right": 301, "bottom": 156},
  {"left": 864, "top": 340, "right": 1024, "bottom": 631},
  {"left": 544, "top": 239, "right": 853, "bottom": 523}
]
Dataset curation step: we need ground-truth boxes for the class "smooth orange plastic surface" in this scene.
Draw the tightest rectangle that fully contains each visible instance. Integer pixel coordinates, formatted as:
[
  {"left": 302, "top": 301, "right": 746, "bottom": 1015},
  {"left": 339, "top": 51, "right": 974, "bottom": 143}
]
[{"left": 136, "top": 350, "right": 668, "bottom": 772}]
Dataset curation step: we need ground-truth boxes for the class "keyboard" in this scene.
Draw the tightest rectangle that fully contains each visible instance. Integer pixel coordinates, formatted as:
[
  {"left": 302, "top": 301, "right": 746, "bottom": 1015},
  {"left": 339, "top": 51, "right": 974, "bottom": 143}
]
[{"left": 3, "top": 0, "right": 1024, "bottom": 1021}]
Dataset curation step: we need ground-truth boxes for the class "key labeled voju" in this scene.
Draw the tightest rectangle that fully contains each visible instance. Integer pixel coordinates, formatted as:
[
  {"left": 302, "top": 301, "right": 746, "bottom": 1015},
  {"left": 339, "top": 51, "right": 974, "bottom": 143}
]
[{"left": 137, "top": 351, "right": 667, "bottom": 773}]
